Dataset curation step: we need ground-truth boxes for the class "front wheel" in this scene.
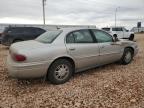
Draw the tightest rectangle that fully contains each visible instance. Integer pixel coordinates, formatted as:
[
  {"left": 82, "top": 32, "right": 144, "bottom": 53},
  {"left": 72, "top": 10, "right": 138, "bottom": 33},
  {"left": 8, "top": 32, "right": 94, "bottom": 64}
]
[
  {"left": 47, "top": 59, "right": 73, "bottom": 84},
  {"left": 120, "top": 48, "right": 134, "bottom": 65}
]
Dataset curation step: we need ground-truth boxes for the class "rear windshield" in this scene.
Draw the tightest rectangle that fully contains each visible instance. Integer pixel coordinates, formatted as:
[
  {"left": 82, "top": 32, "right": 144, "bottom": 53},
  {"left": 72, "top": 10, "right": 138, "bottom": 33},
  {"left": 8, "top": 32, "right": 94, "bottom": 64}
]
[
  {"left": 102, "top": 28, "right": 110, "bottom": 31},
  {"left": 36, "top": 30, "right": 62, "bottom": 43},
  {"left": 112, "top": 28, "right": 123, "bottom": 31}
]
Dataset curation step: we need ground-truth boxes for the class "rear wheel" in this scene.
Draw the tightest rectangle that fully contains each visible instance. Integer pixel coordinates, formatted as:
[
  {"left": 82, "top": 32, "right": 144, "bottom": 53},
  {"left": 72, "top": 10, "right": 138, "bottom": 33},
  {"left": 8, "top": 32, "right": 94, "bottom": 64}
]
[
  {"left": 47, "top": 59, "right": 73, "bottom": 84},
  {"left": 120, "top": 48, "right": 134, "bottom": 65}
]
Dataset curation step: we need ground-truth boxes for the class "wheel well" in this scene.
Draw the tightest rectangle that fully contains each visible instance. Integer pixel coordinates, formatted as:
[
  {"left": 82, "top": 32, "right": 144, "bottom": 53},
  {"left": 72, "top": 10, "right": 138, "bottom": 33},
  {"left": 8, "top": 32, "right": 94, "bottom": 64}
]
[
  {"left": 47, "top": 57, "right": 75, "bottom": 73},
  {"left": 125, "top": 47, "right": 134, "bottom": 55},
  {"left": 130, "top": 34, "right": 134, "bottom": 36},
  {"left": 113, "top": 34, "right": 117, "bottom": 36}
]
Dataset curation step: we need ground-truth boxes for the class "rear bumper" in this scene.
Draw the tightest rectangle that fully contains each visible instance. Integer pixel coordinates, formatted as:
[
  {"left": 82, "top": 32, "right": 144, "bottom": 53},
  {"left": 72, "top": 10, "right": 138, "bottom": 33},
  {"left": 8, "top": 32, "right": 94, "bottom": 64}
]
[{"left": 7, "top": 55, "right": 52, "bottom": 79}]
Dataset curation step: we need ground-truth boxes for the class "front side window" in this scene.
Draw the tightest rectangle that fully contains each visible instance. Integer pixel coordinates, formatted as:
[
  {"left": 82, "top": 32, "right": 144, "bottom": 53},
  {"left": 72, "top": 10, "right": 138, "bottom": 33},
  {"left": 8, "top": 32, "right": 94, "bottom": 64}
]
[
  {"left": 35, "top": 28, "right": 46, "bottom": 34},
  {"left": 66, "top": 30, "right": 94, "bottom": 43},
  {"left": 36, "top": 30, "right": 62, "bottom": 43},
  {"left": 92, "top": 30, "right": 113, "bottom": 43},
  {"left": 123, "top": 28, "right": 128, "bottom": 32}
]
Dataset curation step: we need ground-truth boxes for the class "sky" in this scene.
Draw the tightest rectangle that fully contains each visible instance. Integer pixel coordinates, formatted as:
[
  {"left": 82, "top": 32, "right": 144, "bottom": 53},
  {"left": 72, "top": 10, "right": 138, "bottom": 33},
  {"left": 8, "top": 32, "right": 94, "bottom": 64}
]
[{"left": 0, "top": 0, "right": 144, "bottom": 29}]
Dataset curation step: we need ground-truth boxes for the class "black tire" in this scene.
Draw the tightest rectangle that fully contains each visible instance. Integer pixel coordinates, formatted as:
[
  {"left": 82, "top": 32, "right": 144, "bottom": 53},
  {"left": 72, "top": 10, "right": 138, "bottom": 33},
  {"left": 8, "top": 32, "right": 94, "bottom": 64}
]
[
  {"left": 120, "top": 48, "right": 134, "bottom": 65},
  {"left": 113, "top": 34, "right": 117, "bottom": 37},
  {"left": 47, "top": 59, "right": 73, "bottom": 84},
  {"left": 129, "top": 34, "right": 134, "bottom": 41}
]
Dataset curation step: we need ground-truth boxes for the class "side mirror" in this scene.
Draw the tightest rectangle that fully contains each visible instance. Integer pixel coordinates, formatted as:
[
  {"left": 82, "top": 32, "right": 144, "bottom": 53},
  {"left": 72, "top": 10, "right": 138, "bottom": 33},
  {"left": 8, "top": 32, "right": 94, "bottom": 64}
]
[{"left": 113, "top": 35, "right": 119, "bottom": 42}]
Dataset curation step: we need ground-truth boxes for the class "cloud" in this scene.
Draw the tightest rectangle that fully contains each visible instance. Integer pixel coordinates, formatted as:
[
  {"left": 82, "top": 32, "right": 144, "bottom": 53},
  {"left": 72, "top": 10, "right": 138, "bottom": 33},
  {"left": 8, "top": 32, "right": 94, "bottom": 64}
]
[{"left": 0, "top": 0, "right": 143, "bottom": 29}]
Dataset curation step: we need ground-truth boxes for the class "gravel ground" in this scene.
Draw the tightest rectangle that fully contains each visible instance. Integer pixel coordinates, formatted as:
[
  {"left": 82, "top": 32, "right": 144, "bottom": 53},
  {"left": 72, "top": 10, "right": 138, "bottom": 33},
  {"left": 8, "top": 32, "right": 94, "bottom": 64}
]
[{"left": 0, "top": 34, "right": 144, "bottom": 108}]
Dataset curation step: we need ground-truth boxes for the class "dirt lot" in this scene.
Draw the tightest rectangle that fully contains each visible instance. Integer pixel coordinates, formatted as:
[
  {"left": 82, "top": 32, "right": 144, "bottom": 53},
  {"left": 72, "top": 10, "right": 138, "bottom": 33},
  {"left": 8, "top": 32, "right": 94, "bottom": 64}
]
[{"left": 0, "top": 34, "right": 144, "bottom": 108}]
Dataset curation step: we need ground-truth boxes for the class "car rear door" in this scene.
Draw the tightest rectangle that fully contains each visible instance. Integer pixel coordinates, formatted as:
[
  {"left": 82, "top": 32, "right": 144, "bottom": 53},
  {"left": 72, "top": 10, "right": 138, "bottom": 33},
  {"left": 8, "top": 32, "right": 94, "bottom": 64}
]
[
  {"left": 65, "top": 29, "right": 100, "bottom": 71},
  {"left": 91, "top": 30, "right": 123, "bottom": 65}
]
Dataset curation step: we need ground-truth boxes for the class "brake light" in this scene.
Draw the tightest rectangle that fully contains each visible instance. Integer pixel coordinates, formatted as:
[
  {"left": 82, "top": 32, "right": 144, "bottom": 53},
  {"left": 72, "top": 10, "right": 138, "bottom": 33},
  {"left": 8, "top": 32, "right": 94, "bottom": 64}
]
[{"left": 12, "top": 53, "right": 26, "bottom": 61}]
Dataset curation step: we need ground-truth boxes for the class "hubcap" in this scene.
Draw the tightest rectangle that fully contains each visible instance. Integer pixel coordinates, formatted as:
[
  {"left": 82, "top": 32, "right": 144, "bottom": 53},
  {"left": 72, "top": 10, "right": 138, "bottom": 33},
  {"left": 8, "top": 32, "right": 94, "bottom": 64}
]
[
  {"left": 54, "top": 64, "right": 69, "bottom": 80},
  {"left": 124, "top": 51, "right": 132, "bottom": 63}
]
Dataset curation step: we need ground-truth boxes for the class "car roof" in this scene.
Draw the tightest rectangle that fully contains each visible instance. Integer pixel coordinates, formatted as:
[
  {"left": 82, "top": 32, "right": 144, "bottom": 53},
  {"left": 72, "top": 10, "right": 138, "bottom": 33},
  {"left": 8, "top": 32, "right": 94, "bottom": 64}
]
[
  {"left": 59, "top": 27, "right": 100, "bottom": 32},
  {"left": 102, "top": 26, "right": 124, "bottom": 28},
  {"left": 8, "top": 26, "right": 42, "bottom": 29},
  {"left": 110, "top": 26, "right": 124, "bottom": 28}
]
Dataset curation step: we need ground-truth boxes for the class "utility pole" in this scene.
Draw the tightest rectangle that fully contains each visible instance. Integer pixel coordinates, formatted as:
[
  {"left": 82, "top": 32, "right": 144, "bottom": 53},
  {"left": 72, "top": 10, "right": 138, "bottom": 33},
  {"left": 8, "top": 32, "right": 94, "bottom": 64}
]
[
  {"left": 115, "top": 7, "right": 120, "bottom": 27},
  {"left": 42, "top": 0, "right": 46, "bottom": 25}
]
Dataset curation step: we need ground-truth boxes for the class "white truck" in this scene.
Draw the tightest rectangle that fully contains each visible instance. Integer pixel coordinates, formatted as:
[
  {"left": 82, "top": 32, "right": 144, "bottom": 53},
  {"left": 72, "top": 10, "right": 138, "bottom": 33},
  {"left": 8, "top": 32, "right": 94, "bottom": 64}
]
[{"left": 102, "top": 26, "right": 135, "bottom": 41}]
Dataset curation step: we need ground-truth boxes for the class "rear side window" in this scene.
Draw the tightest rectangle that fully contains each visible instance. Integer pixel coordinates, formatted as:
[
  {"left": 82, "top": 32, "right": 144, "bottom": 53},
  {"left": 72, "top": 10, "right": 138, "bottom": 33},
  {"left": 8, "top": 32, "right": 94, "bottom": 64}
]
[
  {"left": 4, "top": 27, "right": 24, "bottom": 33},
  {"left": 4, "top": 27, "right": 45, "bottom": 34},
  {"left": 66, "top": 33, "right": 75, "bottom": 43},
  {"left": 66, "top": 30, "right": 94, "bottom": 43},
  {"left": 112, "top": 28, "right": 123, "bottom": 31},
  {"left": 22, "top": 27, "right": 45, "bottom": 34},
  {"left": 102, "top": 28, "right": 110, "bottom": 31}
]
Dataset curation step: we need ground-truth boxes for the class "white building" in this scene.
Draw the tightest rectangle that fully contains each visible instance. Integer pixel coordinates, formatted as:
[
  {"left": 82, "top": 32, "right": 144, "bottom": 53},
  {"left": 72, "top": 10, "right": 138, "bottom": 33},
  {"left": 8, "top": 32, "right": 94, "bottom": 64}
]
[{"left": 131, "top": 27, "right": 144, "bottom": 33}]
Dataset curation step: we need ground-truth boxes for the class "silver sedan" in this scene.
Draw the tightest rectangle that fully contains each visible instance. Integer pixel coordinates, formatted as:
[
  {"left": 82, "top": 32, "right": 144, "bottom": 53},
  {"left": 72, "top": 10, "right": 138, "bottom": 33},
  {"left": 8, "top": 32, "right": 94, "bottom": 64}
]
[{"left": 7, "top": 28, "right": 138, "bottom": 84}]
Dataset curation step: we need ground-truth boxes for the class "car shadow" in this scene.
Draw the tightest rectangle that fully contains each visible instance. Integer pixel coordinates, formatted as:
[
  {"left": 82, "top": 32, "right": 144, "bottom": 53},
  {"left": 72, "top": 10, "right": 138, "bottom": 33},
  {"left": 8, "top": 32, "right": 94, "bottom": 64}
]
[
  {"left": 14, "top": 62, "right": 119, "bottom": 86},
  {"left": 74, "top": 62, "right": 118, "bottom": 76}
]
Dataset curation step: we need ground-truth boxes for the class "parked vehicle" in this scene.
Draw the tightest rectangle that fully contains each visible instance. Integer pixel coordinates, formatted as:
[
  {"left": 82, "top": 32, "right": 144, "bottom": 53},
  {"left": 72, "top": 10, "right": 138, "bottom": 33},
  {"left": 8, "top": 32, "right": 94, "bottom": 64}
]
[
  {"left": 7, "top": 28, "right": 138, "bottom": 84},
  {"left": 1, "top": 27, "right": 46, "bottom": 46},
  {"left": 102, "top": 27, "right": 135, "bottom": 41},
  {"left": 0, "top": 29, "right": 4, "bottom": 44}
]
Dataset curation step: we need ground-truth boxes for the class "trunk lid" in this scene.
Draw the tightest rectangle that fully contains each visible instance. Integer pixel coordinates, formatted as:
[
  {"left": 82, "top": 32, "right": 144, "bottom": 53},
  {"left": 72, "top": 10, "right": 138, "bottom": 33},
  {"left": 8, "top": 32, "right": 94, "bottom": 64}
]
[{"left": 10, "top": 40, "right": 49, "bottom": 52}]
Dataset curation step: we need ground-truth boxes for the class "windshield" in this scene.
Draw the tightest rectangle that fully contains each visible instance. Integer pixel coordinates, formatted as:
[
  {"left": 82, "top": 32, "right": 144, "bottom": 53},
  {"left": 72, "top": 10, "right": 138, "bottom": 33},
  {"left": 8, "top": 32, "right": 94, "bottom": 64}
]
[
  {"left": 102, "top": 28, "right": 110, "bottom": 31},
  {"left": 36, "top": 30, "right": 62, "bottom": 43}
]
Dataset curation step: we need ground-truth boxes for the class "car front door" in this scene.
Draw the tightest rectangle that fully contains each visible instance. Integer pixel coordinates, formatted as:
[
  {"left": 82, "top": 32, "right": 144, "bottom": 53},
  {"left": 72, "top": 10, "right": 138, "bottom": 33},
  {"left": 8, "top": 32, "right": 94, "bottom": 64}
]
[
  {"left": 123, "top": 28, "right": 129, "bottom": 38},
  {"left": 66, "top": 29, "right": 100, "bottom": 71},
  {"left": 112, "top": 27, "right": 124, "bottom": 39},
  {"left": 91, "top": 30, "right": 123, "bottom": 65}
]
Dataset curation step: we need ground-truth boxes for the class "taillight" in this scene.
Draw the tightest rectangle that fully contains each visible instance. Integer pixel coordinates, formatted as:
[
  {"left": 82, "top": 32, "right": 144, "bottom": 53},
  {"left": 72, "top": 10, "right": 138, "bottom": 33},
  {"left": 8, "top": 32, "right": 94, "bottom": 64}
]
[{"left": 12, "top": 53, "right": 26, "bottom": 62}]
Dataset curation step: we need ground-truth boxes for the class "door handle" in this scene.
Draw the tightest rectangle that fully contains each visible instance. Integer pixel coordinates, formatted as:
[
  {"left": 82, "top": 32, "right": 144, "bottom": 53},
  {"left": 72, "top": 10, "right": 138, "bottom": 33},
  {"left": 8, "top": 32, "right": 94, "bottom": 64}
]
[{"left": 69, "top": 48, "right": 76, "bottom": 51}]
